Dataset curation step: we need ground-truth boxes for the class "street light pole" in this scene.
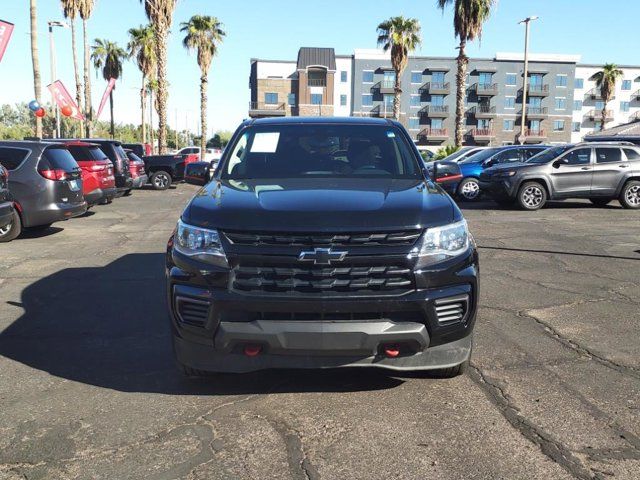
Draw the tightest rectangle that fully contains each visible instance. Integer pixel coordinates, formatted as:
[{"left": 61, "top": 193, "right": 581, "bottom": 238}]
[
  {"left": 48, "top": 20, "right": 68, "bottom": 139},
  {"left": 518, "top": 16, "right": 538, "bottom": 145}
]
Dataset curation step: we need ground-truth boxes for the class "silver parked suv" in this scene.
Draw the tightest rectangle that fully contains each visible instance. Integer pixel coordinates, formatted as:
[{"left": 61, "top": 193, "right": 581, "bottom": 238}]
[{"left": 478, "top": 142, "right": 640, "bottom": 210}]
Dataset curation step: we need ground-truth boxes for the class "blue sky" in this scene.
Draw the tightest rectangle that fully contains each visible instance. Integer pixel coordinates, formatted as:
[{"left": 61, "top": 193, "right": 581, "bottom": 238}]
[{"left": 0, "top": 0, "right": 638, "bottom": 136}]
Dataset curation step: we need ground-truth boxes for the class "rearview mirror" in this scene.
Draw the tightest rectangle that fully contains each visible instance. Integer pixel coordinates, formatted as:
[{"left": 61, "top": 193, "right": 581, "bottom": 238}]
[{"left": 184, "top": 162, "right": 210, "bottom": 186}]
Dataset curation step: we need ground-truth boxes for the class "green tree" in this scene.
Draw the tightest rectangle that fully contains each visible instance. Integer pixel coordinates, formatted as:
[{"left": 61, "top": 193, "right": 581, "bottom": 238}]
[
  {"left": 437, "top": 0, "right": 495, "bottom": 147},
  {"left": 593, "top": 64, "right": 624, "bottom": 131},
  {"left": 180, "top": 15, "right": 226, "bottom": 159},
  {"left": 91, "top": 39, "right": 127, "bottom": 138},
  {"left": 128, "top": 24, "right": 156, "bottom": 145},
  {"left": 434, "top": 145, "right": 460, "bottom": 160},
  {"left": 207, "top": 130, "right": 232, "bottom": 149},
  {"left": 376, "top": 16, "right": 421, "bottom": 121}
]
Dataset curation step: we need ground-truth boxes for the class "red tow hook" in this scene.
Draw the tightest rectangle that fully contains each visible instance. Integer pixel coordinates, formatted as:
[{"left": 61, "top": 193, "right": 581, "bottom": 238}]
[
  {"left": 383, "top": 345, "right": 400, "bottom": 358},
  {"left": 243, "top": 344, "right": 262, "bottom": 357}
]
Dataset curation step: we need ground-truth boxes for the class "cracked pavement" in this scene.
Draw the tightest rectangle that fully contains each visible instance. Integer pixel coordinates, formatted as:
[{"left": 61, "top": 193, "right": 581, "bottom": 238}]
[{"left": 0, "top": 187, "right": 638, "bottom": 479}]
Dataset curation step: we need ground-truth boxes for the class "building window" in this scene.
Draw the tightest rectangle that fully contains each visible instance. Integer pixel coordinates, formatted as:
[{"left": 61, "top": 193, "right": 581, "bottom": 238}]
[
  {"left": 431, "top": 95, "right": 444, "bottom": 107},
  {"left": 504, "top": 96, "right": 515, "bottom": 109},
  {"left": 287, "top": 93, "right": 296, "bottom": 106},
  {"left": 264, "top": 92, "right": 278, "bottom": 104},
  {"left": 340, "top": 71, "right": 347, "bottom": 83},
  {"left": 431, "top": 118, "right": 444, "bottom": 129},
  {"left": 555, "top": 97, "right": 566, "bottom": 110},
  {"left": 572, "top": 122, "right": 581, "bottom": 132},
  {"left": 622, "top": 80, "right": 632, "bottom": 90},
  {"left": 410, "top": 95, "right": 421, "bottom": 107},
  {"left": 505, "top": 73, "right": 517, "bottom": 86},
  {"left": 479, "top": 72, "right": 493, "bottom": 86},
  {"left": 362, "top": 94, "right": 373, "bottom": 107},
  {"left": 556, "top": 74, "right": 567, "bottom": 87},
  {"left": 574, "top": 100, "right": 583, "bottom": 111},
  {"left": 340, "top": 94, "right": 347, "bottom": 106},
  {"left": 411, "top": 72, "right": 422, "bottom": 84},
  {"left": 620, "top": 101, "right": 630, "bottom": 112},
  {"left": 383, "top": 94, "right": 394, "bottom": 110},
  {"left": 553, "top": 120, "right": 565, "bottom": 132},
  {"left": 311, "top": 93, "right": 323, "bottom": 105},
  {"left": 503, "top": 119, "right": 515, "bottom": 131},
  {"left": 432, "top": 71, "right": 446, "bottom": 85},
  {"left": 362, "top": 71, "right": 374, "bottom": 83},
  {"left": 408, "top": 117, "right": 419, "bottom": 130},
  {"left": 595, "top": 100, "right": 605, "bottom": 110},
  {"left": 574, "top": 78, "right": 584, "bottom": 89}
]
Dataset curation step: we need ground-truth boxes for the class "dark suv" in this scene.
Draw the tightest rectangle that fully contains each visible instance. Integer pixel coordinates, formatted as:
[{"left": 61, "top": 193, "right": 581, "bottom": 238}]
[
  {"left": 167, "top": 117, "right": 478, "bottom": 377},
  {"left": 479, "top": 142, "right": 640, "bottom": 210},
  {"left": 0, "top": 163, "right": 19, "bottom": 242},
  {"left": 0, "top": 141, "right": 87, "bottom": 236}
]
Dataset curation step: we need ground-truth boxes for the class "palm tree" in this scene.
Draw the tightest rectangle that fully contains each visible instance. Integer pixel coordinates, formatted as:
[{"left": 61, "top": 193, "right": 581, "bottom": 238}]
[
  {"left": 140, "top": 0, "right": 177, "bottom": 154},
  {"left": 91, "top": 39, "right": 127, "bottom": 138},
  {"left": 128, "top": 25, "right": 156, "bottom": 145},
  {"left": 180, "top": 15, "right": 225, "bottom": 159},
  {"left": 30, "top": 0, "right": 43, "bottom": 138},
  {"left": 79, "top": 0, "right": 94, "bottom": 137},
  {"left": 376, "top": 16, "right": 421, "bottom": 121},
  {"left": 60, "top": 0, "right": 83, "bottom": 132},
  {"left": 146, "top": 78, "right": 158, "bottom": 152},
  {"left": 593, "top": 64, "right": 624, "bottom": 131},
  {"left": 437, "top": 0, "right": 495, "bottom": 147}
]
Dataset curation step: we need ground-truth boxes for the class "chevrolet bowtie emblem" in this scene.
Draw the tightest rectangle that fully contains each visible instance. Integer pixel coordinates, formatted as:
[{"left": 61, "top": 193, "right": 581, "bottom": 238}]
[{"left": 298, "top": 248, "right": 348, "bottom": 265}]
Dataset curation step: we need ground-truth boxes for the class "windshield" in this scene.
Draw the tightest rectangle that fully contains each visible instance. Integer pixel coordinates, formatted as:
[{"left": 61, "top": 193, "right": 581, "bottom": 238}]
[
  {"left": 526, "top": 145, "right": 573, "bottom": 163},
  {"left": 222, "top": 124, "right": 422, "bottom": 180},
  {"left": 459, "top": 148, "right": 500, "bottom": 164}
]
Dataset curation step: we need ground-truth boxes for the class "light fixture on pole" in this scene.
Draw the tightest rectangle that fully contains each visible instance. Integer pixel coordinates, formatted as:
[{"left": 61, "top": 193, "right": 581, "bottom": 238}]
[
  {"left": 517, "top": 16, "right": 539, "bottom": 145},
  {"left": 47, "top": 20, "right": 69, "bottom": 139}
]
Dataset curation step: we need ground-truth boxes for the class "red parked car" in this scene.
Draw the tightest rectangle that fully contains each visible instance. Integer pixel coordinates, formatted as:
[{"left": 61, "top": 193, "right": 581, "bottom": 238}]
[
  {"left": 124, "top": 149, "right": 149, "bottom": 189},
  {"left": 63, "top": 141, "right": 116, "bottom": 206}
]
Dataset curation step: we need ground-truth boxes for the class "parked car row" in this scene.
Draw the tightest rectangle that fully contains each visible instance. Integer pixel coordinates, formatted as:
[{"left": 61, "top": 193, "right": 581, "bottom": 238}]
[
  {"left": 0, "top": 139, "right": 201, "bottom": 242},
  {"left": 429, "top": 142, "right": 640, "bottom": 210}
]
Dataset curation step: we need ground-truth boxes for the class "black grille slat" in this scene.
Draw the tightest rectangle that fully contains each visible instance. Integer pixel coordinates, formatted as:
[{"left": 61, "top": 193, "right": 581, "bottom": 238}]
[
  {"left": 224, "top": 230, "right": 421, "bottom": 247},
  {"left": 176, "top": 297, "right": 210, "bottom": 327},
  {"left": 433, "top": 296, "right": 469, "bottom": 325}
]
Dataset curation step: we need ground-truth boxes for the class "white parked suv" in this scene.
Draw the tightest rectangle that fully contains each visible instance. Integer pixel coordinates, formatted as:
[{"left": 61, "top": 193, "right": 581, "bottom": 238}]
[{"left": 176, "top": 146, "right": 222, "bottom": 162}]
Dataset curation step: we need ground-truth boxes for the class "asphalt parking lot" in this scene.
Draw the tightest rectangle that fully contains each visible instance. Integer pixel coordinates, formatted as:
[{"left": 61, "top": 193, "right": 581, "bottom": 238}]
[{"left": 1, "top": 185, "right": 639, "bottom": 480}]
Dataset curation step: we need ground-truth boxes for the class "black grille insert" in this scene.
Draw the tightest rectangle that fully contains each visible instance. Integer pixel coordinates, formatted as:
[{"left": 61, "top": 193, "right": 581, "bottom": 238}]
[
  {"left": 224, "top": 230, "right": 421, "bottom": 247},
  {"left": 176, "top": 296, "right": 210, "bottom": 327}
]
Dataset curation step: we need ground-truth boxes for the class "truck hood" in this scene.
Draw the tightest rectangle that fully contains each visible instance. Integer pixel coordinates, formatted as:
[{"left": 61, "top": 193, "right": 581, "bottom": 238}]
[{"left": 183, "top": 178, "right": 457, "bottom": 231}]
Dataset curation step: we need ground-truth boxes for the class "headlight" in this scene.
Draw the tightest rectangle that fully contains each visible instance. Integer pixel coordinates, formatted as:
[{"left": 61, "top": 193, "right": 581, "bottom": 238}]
[
  {"left": 174, "top": 219, "right": 228, "bottom": 266},
  {"left": 411, "top": 220, "right": 470, "bottom": 267},
  {"left": 496, "top": 170, "right": 516, "bottom": 177}
]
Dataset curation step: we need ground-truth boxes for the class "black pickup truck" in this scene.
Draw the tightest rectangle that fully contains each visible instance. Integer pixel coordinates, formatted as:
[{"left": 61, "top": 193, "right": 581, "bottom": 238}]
[{"left": 142, "top": 153, "right": 199, "bottom": 190}]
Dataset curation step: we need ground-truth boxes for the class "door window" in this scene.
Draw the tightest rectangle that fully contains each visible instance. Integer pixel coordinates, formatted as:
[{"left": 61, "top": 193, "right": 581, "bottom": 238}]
[
  {"left": 595, "top": 148, "right": 622, "bottom": 164},
  {"left": 0, "top": 147, "right": 29, "bottom": 170},
  {"left": 493, "top": 149, "right": 522, "bottom": 164},
  {"left": 524, "top": 148, "right": 544, "bottom": 159},
  {"left": 623, "top": 148, "right": 640, "bottom": 161},
  {"left": 562, "top": 148, "right": 591, "bottom": 165}
]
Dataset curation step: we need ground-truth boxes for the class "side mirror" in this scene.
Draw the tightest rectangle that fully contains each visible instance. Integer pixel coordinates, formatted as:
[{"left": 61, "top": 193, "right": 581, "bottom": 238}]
[
  {"left": 552, "top": 158, "right": 568, "bottom": 168},
  {"left": 184, "top": 162, "right": 209, "bottom": 186}
]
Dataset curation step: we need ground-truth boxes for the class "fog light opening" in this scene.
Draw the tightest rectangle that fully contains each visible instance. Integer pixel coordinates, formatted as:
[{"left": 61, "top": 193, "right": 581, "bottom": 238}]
[{"left": 243, "top": 344, "right": 262, "bottom": 357}]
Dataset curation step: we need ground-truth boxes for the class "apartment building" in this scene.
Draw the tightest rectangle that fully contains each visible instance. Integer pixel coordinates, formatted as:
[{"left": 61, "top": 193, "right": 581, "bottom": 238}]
[{"left": 249, "top": 47, "right": 639, "bottom": 147}]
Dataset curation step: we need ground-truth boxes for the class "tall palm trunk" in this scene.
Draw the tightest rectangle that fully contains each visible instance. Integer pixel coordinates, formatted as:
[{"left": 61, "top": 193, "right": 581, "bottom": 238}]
[
  {"left": 140, "top": 74, "right": 147, "bottom": 144},
  {"left": 455, "top": 40, "right": 468, "bottom": 147},
  {"left": 156, "top": 28, "right": 169, "bottom": 154},
  {"left": 83, "top": 18, "right": 92, "bottom": 137},
  {"left": 109, "top": 91, "right": 115, "bottom": 138},
  {"left": 601, "top": 102, "right": 608, "bottom": 131},
  {"left": 70, "top": 20, "right": 84, "bottom": 133},
  {"left": 200, "top": 73, "right": 208, "bottom": 159},
  {"left": 393, "top": 71, "right": 401, "bottom": 121},
  {"left": 30, "top": 0, "right": 43, "bottom": 138},
  {"left": 149, "top": 89, "right": 155, "bottom": 151}
]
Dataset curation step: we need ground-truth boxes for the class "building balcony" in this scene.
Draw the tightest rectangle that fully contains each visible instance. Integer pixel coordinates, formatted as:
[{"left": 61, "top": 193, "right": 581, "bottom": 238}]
[
  {"left": 470, "top": 128, "right": 495, "bottom": 142},
  {"left": 522, "top": 129, "right": 547, "bottom": 142},
  {"left": 633, "top": 89, "right": 640, "bottom": 100},
  {"left": 370, "top": 104, "right": 395, "bottom": 118},
  {"left": 585, "top": 88, "right": 614, "bottom": 100},
  {"left": 470, "top": 105, "right": 496, "bottom": 118},
  {"left": 307, "top": 78, "right": 326, "bottom": 87},
  {"left": 585, "top": 109, "right": 614, "bottom": 122},
  {"left": 248, "top": 101, "right": 286, "bottom": 117},
  {"left": 526, "top": 84, "right": 550, "bottom": 96},
  {"left": 373, "top": 80, "right": 395, "bottom": 94},
  {"left": 475, "top": 83, "right": 499, "bottom": 96},
  {"left": 419, "top": 82, "right": 450, "bottom": 95},
  {"left": 418, "top": 128, "right": 448, "bottom": 141},
  {"left": 521, "top": 106, "right": 548, "bottom": 119},
  {"left": 418, "top": 105, "right": 449, "bottom": 118}
]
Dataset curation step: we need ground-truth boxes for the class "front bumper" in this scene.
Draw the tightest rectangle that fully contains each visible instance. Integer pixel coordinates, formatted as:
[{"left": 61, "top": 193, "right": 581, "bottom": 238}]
[
  {"left": 479, "top": 178, "right": 517, "bottom": 197},
  {"left": 132, "top": 174, "right": 148, "bottom": 189},
  {"left": 0, "top": 201, "right": 14, "bottom": 228}
]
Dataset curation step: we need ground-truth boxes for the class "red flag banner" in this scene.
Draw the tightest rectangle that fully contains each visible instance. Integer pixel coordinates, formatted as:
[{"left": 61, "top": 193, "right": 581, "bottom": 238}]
[
  {"left": 96, "top": 78, "right": 116, "bottom": 120},
  {"left": 0, "top": 20, "right": 15, "bottom": 63},
  {"left": 47, "top": 80, "right": 85, "bottom": 120}
]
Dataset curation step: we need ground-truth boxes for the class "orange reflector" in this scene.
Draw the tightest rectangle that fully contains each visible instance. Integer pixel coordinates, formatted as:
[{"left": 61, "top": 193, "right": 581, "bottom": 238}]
[{"left": 244, "top": 344, "right": 262, "bottom": 357}]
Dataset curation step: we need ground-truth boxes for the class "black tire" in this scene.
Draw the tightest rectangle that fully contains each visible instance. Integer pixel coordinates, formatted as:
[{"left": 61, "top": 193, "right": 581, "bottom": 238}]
[
  {"left": 123, "top": 189, "right": 133, "bottom": 197},
  {"left": 457, "top": 178, "right": 481, "bottom": 202},
  {"left": 494, "top": 197, "right": 516, "bottom": 207},
  {"left": 589, "top": 198, "right": 611, "bottom": 207},
  {"left": 0, "top": 210, "right": 22, "bottom": 243},
  {"left": 517, "top": 181, "right": 547, "bottom": 210},
  {"left": 25, "top": 223, "right": 52, "bottom": 231},
  {"left": 151, "top": 171, "right": 172, "bottom": 191},
  {"left": 619, "top": 180, "right": 640, "bottom": 209}
]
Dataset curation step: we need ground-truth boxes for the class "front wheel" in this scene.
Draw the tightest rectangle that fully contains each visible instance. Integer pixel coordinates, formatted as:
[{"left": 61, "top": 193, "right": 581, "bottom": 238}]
[
  {"left": 619, "top": 180, "right": 640, "bottom": 209},
  {"left": 457, "top": 178, "right": 481, "bottom": 202},
  {"left": 517, "top": 181, "right": 547, "bottom": 210},
  {"left": 150, "top": 171, "right": 172, "bottom": 191},
  {"left": 0, "top": 210, "right": 22, "bottom": 243}
]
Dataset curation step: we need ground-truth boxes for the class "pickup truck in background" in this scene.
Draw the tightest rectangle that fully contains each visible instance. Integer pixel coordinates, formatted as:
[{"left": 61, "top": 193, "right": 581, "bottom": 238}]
[
  {"left": 176, "top": 146, "right": 223, "bottom": 162},
  {"left": 142, "top": 152, "right": 200, "bottom": 190}
]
